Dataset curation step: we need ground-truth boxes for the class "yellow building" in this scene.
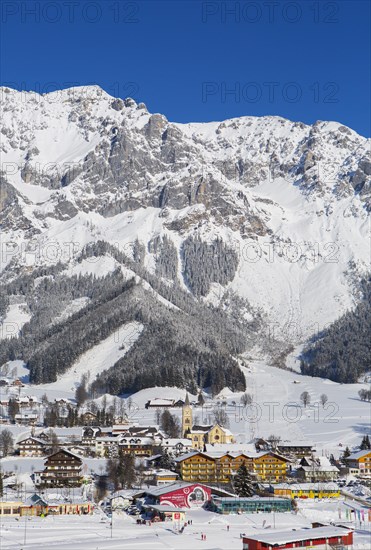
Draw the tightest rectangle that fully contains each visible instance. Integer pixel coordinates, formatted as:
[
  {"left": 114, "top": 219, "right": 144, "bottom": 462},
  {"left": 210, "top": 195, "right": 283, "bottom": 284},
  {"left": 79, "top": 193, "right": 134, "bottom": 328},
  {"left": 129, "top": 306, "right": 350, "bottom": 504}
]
[
  {"left": 0, "top": 501, "right": 23, "bottom": 516},
  {"left": 182, "top": 396, "right": 235, "bottom": 450},
  {"left": 345, "top": 450, "right": 371, "bottom": 478},
  {"left": 253, "top": 452, "right": 289, "bottom": 482},
  {"left": 208, "top": 424, "right": 234, "bottom": 445},
  {"left": 175, "top": 451, "right": 289, "bottom": 484},
  {"left": 273, "top": 483, "right": 340, "bottom": 499}
]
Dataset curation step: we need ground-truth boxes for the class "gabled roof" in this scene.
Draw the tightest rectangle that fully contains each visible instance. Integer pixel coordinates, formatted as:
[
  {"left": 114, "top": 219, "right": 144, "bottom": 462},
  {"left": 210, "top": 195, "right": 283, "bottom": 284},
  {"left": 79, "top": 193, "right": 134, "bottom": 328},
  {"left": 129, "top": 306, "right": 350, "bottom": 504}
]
[
  {"left": 298, "top": 465, "right": 339, "bottom": 473},
  {"left": 205, "top": 443, "right": 256, "bottom": 454},
  {"left": 243, "top": 526, "right": 352, "bottom": 545},
  {"left": 347, "top": 449, "right": 371, "bottom": 460},
  {"left": 154, "top": 469, "right": 178, "bottom": 477},
  {"left": 24, "top": 493, "right": 48, "bottom": 507},
  {"left": 174, "top": 449, "right": 291, "bottom": 462},
  {"left": 18, "top": 436, "right": 46, "bottom": 446},
  {"left": 174, "top": 451, "right": 201, "bottom": 462},
  {"left": 278, "top": 440, "right": 314, "bottom": 448},
  {"left": 272, "top": 482, "right": 339, "bottom": 490},
  {"left": 45, "top": 448, "right": 83, "bottom": 461},
  {"left": 162, "top": 438, "right": 192, "bottom": 446}
]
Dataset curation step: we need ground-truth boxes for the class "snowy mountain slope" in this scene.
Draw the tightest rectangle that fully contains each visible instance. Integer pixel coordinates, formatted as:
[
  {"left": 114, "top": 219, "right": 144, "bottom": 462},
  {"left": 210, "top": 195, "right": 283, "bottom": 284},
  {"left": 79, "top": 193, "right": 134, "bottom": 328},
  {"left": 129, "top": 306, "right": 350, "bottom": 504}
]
[
  {"left": 0, "top": 85, "right": 370, "bottom": 389},
  {"left": 39, "top": 321, "right": 143, "bottom": 394}
]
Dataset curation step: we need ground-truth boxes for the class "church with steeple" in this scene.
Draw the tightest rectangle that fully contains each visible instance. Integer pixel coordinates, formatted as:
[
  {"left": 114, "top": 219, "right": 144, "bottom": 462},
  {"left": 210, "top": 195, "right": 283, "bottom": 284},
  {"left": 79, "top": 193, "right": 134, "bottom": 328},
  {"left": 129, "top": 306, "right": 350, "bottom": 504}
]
[
  {"left": 182, "top": 393, "right": 235, "bottom": 451},
  {"left": 181, "top": 392, "right": 193, "bottom": 436}
]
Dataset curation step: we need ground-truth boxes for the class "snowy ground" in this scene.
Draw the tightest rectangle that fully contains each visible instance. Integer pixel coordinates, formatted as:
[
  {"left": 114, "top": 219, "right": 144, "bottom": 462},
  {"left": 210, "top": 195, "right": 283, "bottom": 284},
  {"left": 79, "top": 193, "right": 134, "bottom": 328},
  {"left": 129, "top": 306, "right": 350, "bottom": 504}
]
[
  {"left": 2, "top": 358, "right": 370, "bottom": 460},
  {"left": 0, "top": 500, "right": 370, "bottom": 550},
  {"left": 110, "top": 360, "right": 370, "bottom": 459}
]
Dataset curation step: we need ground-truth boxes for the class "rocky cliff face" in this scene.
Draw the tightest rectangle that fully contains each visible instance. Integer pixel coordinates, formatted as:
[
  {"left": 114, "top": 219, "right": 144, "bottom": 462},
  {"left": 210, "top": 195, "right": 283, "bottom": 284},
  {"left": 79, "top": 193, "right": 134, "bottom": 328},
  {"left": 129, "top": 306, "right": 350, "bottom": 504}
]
[{"left": 0, "top": 86, "right": 370, "bottom": 381}]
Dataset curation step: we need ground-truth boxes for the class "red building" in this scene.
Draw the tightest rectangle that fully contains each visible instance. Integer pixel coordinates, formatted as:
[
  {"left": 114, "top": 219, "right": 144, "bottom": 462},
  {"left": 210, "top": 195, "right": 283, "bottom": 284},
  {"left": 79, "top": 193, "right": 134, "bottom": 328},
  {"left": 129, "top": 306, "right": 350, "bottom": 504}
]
[
  {"left": 142, "top": 482, "right": 212, "bottom": 508},
  {"left": 242, "top": 526, "right": 353, "bottom": 550}
]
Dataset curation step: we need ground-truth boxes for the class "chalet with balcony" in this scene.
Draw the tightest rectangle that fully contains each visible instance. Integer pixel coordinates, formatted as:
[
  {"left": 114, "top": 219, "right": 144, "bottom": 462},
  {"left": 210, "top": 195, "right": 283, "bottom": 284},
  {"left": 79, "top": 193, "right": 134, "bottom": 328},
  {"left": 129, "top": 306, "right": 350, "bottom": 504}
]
[
  {"left": 17, "top": 436, "right": 47, "bottom": 457},
  {"left": 119, "top": 436, "right": 154, "bottom": 456},
  {"left": 14, "top": 412, "right": 38, "bottom": 426},
  {"left": 38, "top": 449, "right": 83, "bottom": 487}
]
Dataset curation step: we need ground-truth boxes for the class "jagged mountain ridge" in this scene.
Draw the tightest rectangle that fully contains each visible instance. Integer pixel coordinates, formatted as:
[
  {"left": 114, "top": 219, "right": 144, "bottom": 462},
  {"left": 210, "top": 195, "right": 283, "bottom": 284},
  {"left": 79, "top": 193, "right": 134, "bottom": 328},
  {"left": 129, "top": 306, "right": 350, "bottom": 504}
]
[{"left": 0, "top": 85, "right": 370, "bottom": 389}]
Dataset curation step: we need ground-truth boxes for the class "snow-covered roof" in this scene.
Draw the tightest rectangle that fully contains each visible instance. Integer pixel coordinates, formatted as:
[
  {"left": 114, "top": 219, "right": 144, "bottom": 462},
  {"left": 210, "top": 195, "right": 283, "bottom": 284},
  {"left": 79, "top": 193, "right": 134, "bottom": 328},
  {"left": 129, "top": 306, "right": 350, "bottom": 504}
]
[
  {"left": 18, "top": 437, "right": 46, "bottom": 445},
  {"left": 278, "top": 441, "right": 314, "bottom": 448},
  {"left": 147, "top": 398, "right": 175, "bottom": 406},
  {"left": 154, "top": 469, "right": 178, "bottom": 477},
  {"left": 243, "top": 526, "right": 352, "bottom": 545},
  {"left": 162, "top": 438, "right": 192, "bottom": 446},
  {"left": 272, "top": 482, "right": 339, "bottom": 490},
  {"left": 174, "top": 452, "right": 200, "bottom": 462},
  {"left": 46, "top": 448, "right": 84, "bottom": 461},
  {"left": 299, "top": 465, "right": 339, "bottom": 473},
  {"left": 205, "top": 443, "right": 256, "bottom": 454},
  {"left": 214, "top": 496, "right": 288, "bottom": 502},
  {"left": 347, "top": 450, "right": 371, "bottom": 460},
  {"left": 119, "top": 437, "right": 153, "bottom": 445}
]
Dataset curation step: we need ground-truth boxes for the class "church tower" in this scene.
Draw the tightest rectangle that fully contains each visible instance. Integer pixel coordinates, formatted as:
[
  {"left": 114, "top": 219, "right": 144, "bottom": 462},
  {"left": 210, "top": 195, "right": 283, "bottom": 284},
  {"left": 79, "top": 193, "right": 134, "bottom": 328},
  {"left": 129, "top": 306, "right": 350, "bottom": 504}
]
[{"left": 182, "top": 393, "right": 193, "bottom": 437}]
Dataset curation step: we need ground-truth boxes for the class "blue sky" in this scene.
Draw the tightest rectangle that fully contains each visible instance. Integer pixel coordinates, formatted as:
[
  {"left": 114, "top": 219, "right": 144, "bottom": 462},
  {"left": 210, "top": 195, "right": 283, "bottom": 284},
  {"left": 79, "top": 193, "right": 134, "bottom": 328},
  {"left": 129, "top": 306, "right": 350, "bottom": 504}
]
[{"left": 1, "top": 0, "right": 370, "bottom": 136}]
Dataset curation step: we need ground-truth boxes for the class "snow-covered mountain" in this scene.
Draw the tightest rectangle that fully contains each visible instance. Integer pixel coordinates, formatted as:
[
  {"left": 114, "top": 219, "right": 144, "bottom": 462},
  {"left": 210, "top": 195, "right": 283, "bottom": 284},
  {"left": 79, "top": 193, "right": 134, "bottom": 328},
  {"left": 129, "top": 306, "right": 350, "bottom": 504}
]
[{"left": 0, "top": 85, "right": 370, "bottom": 390}]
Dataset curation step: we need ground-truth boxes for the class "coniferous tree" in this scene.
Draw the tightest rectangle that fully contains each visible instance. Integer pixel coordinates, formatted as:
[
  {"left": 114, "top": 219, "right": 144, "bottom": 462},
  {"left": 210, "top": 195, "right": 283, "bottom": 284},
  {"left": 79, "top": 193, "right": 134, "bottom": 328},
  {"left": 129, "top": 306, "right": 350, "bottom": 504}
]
[
  {"left": 233, "top": 464, "right": 255, "bottom": 497},
  {"left": 156, "top": 450, "right": 175, "bottom": 470},
  {"left": 160, "top": 410, "right": 181, "bottom": 438},
  {"left": 197, "top": 392, "right": 205, "bottom": 406},
  {"left": 8, "top": 399, "right": 19, "bottom": 423},
  {"left": 343, "top": 446, "right": 351, "bottom": 459},
  {"left": 301, "top": 277, "right": 370, "bottom": 383},
  {"left": 95, "top": 475, "right": 107, "bottom": 502}
]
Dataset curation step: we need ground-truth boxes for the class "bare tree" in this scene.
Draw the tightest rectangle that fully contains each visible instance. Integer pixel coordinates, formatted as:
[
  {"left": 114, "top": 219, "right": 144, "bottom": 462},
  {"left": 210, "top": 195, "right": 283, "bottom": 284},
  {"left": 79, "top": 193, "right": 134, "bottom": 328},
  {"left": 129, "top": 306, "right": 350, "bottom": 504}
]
[
  {"left": 300, "top": 391, "right": 311, "bottom": 408},
  {"left": 46, "top": 429, "right": 60, "bottom": 454},
  {"left": 240, "top": 393, "right": 253, "bottom": 406},
  {"left": 267, "top": 434, "right": 281, "bottom": 449},
  {"left": 118, "top": 400, "right": 126, "bottom": 420},
  {"left": 0, "top": 429, "right": 14, "bottom": 457},
  {"left": 213, "top": 406, "right": 230, "bottom": 428},
  {"left": 101, "top": 395, "right": 107, "bottom": 411},
  {"left": 1, "top": 364, "right": 9, "bottom": 377},
  {"left": 358, "top": 389, "right": 371, "bottom": 402},
  {"left": 41, "top": 393, "right": 49, "bottom": 406},
  {"left": 320, "top": 394, "right": 328, "bottom": 407},
  {"left": 155, "top": 408, "right": 161, "bottom": 424}
]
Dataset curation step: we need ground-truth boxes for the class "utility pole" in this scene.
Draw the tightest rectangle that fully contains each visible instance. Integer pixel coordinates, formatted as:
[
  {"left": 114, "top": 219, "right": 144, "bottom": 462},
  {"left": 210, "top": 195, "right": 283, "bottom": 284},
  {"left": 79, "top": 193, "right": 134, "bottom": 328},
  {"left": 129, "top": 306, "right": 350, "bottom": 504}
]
[{"left": 24, "top": 510, "right": 28, "bottom": 546}]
